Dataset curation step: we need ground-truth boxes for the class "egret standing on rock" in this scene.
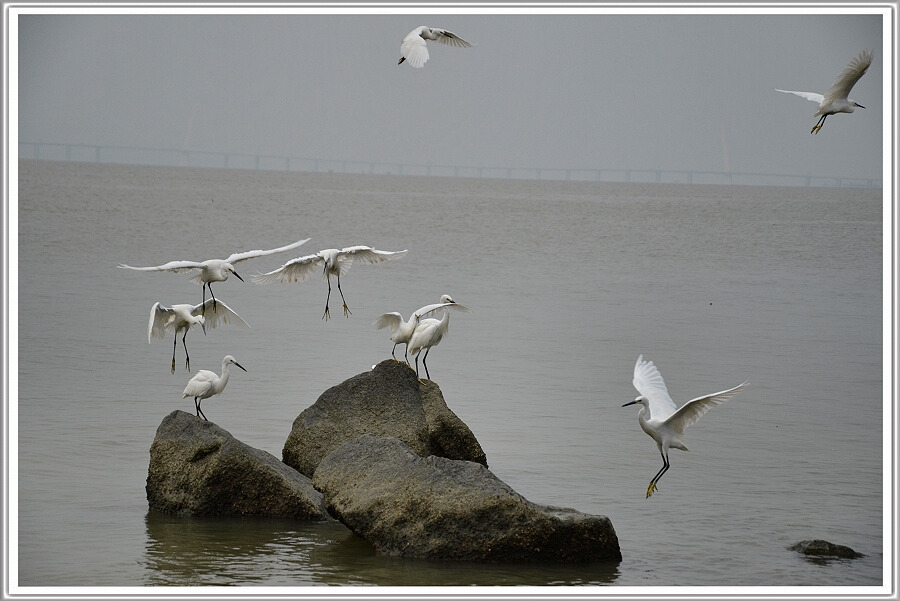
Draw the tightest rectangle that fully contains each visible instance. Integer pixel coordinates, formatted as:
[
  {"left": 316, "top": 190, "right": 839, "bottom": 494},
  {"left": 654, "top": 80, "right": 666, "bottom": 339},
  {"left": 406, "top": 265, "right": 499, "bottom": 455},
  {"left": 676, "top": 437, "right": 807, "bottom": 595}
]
[
  {"left": 252, "top": 246, "right": 408, "bottom": 320},
  {"left": 622, "top": 355, "right": 748, "bottom": 499},
  {"left": 398, "top": 26, "right": 474, "bottom": 68},
  {"left": 118, "top": 238, "right": 310, "bottom": 314},
  {"left": 374, "top": 295, "right": 470, "bottom": 362},
  {"left": 407, "top": 303, "right": 465, "bottom": 379},
  {"left": 182, "top": 355, "right": 247, "bottom": 421},
  {"left": 776, "top": 49, "right": 873, "bottom": 134},
  {"left": 148, "top": 298, "right": 250, "bottom": 373}
]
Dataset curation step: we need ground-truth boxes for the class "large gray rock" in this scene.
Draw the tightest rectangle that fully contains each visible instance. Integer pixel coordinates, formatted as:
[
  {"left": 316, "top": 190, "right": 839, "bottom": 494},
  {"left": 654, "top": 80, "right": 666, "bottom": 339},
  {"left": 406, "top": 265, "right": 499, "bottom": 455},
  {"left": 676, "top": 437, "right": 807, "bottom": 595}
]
[
  {"left": 789, "top": 539, "right": 865, "bottom": 559},
  {"left": 147, "top": 410, "right": 330, "bottom": 519},
  {"left": 283, "top": 360, "right": 486, "bottom": 477},
  {"left": 313, "top": 435, "right": 622, "bottom": 563}
]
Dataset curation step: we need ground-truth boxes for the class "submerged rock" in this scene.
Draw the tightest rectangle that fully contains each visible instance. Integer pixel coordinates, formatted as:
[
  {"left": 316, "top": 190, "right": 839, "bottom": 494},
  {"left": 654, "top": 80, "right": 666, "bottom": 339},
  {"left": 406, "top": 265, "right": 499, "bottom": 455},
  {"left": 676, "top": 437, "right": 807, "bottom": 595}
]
[
  {"left": 283, "top": 359, "right": 486, "bottom": 477},
  {"left": 313, "top": 434, "right": 622, "bottom": 563},
  {"left": 147, "top": 410, "right": 330, "bottom": 519},
  {"left": 789, "top": 539, "right": 865, "bottom": 559}
]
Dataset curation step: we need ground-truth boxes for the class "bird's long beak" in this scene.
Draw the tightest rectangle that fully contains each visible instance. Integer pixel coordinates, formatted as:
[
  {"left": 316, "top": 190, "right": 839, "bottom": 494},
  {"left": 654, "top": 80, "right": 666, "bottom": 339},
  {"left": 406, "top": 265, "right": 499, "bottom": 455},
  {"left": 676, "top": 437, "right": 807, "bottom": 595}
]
[
  {"left": 201, "top": 322, "right": 207, "bottom": 335},
  {"left": 858, "top": 103, "right": 866, "bottom": 109},
  {"left": 234, "top": 361, "right": 248, "bottom": 372},
  {"left": 232, "top": 269, "right": 244, "bottom": 282},
  {"left": 622, "top": 400, "right": 639, "bottom": 407}
]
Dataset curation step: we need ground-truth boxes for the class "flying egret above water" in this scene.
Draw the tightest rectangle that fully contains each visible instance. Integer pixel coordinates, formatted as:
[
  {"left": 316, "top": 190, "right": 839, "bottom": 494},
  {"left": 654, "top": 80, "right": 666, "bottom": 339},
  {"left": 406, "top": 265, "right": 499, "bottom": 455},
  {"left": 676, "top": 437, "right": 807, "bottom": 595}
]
[
  {"left": 182, "top": 355, "right": 247, "bottom": 421},
  {"left": 374, "top": 295, "right": 471, "bottom": 362},
  {"left": 252, "top": 246, "right": 408, "bottom": 320},
  {"left": 398, "top": 26, "right": 473, "bottom": 68},
  {"left": 622, "top": 355, "right": 748, "bottom": 499},
  {"left": 148, "top": 299, "right": 249, "bottom": 374},
  {"left": 776, "top": 49, "right": 873, "bottom": 134},
  {"left": 118, "top": 238, "right": 310, "bottom": 314}
]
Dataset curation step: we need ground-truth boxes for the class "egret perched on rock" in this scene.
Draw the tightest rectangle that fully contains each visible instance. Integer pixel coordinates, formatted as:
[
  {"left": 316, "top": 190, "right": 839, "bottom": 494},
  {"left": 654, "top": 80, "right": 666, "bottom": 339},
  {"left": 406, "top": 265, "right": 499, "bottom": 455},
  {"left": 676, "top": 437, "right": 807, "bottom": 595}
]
[
  {"left": 182, "top": 355, "right": 247, "bottom": 421},
  {"left": 374, "top": 295, "right": 470, "bottom": 362},
  {"left": 622, "top": 355, "right": 748, "bottom": 498},
  {"left": 148, "top": 299, "right": 249, "bottom": 374},
  {"left": 398, "top": 25, "right": 473, "bottom": 68},
  {"left": 407, "top": 303, "right": 466, "bottom": 379},
  {"left": 118, "top": 238, "right": 310, "bottom": 314},
  {"left": 252, "top": 246, "right": 408, "bottom": 320},
  {"left": 776, "top": 49, "right": 873, "bottom": 134}
]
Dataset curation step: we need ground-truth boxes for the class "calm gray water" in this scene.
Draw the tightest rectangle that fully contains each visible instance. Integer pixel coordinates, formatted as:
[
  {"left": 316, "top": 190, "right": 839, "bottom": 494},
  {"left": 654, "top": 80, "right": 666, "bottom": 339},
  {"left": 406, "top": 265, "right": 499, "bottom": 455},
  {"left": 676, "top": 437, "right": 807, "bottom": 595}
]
[{"left": 14, "top": 160, "right": 884, "bottom": 589}]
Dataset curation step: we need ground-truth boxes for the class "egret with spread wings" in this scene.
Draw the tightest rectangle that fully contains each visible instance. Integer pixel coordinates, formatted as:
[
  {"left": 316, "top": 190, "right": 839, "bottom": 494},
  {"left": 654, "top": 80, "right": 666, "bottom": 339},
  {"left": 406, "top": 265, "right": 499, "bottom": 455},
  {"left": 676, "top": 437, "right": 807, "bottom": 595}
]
[{"left": 623, "top": 355, "right": 748, "bottom": 498}]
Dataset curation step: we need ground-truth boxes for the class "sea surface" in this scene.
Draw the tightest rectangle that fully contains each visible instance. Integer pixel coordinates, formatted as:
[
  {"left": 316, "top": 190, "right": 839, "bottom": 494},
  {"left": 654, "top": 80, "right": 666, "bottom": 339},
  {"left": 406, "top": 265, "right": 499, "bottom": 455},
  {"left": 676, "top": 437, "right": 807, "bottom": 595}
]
[{"left": 12, "top": 160, "right": 885, "bottom": 590}]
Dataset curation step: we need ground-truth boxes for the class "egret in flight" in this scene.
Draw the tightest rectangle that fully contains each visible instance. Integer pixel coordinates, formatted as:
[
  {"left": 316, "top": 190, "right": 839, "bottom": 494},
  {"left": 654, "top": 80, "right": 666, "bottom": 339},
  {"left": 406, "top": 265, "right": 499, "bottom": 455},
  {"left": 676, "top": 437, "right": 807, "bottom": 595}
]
[
  {"left": 118, "top": 238, "right": 310, "bottom": 313},
  {"left": 398, "top": 26, "right": 473, "bottom": 68},
  {"left": 182, "top": 355, "right": 247, "bottom": 421},
  {"left": 374, "top": 295, "right": 470, "bottom": 362},
  {"left": 252, "top": 246, "right": 408, "bottom": 320},
  {"left": 776, "top": 49, "right": 873, "bottom": 134},
  {"left": 622, "top": 355, "right": 748, "bottom": 498},
  {"left": 148, "top": 299, "right": 249, "bottom": 373}
]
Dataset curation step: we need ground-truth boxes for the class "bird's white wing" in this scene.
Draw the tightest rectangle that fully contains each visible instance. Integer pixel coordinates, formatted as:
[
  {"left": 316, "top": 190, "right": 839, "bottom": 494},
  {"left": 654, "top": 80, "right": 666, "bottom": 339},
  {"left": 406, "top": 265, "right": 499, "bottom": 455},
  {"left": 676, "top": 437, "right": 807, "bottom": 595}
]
[
  {"left": 373, "top": 312, "right": 403, "bottom": 331},
  {"left": 192, "top": 299, "right": 250, "bottom": 330},
  {"left": 415, "top": 301, "right": 471, "bottom": 318},
  {"left": 432, "top": 28, "right": 473, "bottom": 48},
  {"left": 775, "top": 89, "right": 825, "bottom": 104},
  {"left": 118, "top": 260, "right": 205, "bottom": 273},
  {"left": 147, "top": 302, "right": 174, "bottom": 343},
  {"left": 823, "top": 49, "right": 873, "bottom": 105},
  {"left": 664, "top": 381, "right": 748, "bottom": 434},
  {"left": 251, "top": 253, "right": 324, "bottom": 284},
  {"left": 334, "top": 247, "right": 407, "bottom": 276},
  {"left": 182, "top": 371, "right": 215, "bottom": 398},
  {"left": 400, "top": 33, "right": 429, "bottom": 68},
  {"left": 224, "top": 238, "right": 311, "bottom": 264},
  {"left": 632, "top": 354, "right": 678, "bottom": 420}
]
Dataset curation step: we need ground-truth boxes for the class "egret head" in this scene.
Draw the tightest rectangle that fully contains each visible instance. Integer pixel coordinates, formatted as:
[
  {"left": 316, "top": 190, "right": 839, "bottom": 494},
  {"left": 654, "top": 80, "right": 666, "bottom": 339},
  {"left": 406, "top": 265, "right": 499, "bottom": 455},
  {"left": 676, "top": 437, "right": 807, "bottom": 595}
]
[
  {"left": 224, "top": 355, "right": 248, "bottom": 372},
  {"left": 197, "top": 314, "right": 207, "bottom": 334},
  {"left": 440, "top": 294, "right": 456, "bottom": 304},
  {"left": 622, "top": 396, "right": 647, "bottom": 408}
]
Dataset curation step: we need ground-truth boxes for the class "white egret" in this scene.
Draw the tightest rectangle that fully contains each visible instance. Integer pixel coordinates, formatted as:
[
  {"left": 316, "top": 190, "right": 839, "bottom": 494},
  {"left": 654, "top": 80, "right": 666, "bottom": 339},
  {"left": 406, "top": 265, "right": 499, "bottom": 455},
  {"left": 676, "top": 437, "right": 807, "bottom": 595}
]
[
  {"left": 407, "top": 306, "right": 464, "bottom": 379},
  {"left": 776, "top": 49, "right": 873, "bottom": 134},
  {"left": 148, "top": 299, "right": 250, "bottom": 374},
  {"left": 622, "top": 355, "right": 748, "bottom": 499},
  {"left": 398, "top": 26, "right": 473, "bottom": 68},
  {"left": 252, "top": 246, "right": 408, "bottom": 320},
  {"left": 182, "top": 355, "right": 247, "bottom": 421},
  {"left": 118, "top": 238, "right": 310, "bottom": 313},
  {"left": 373, "top": 295, "right": 470, "bottom": 362}
]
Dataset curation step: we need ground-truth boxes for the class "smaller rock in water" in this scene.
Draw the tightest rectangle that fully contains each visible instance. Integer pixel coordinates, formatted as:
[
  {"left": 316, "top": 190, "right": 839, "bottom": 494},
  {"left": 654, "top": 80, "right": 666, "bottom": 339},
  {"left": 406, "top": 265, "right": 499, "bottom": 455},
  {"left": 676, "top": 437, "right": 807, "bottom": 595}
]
[
  {"left": 789, "top": 539, "right": 865, "bottom": 559},
  {"left": 147, "top": 410, "right": 330, "bottom": 519},
  {"left": 313, "top": 434, "right": 622, "bottom": 563}
]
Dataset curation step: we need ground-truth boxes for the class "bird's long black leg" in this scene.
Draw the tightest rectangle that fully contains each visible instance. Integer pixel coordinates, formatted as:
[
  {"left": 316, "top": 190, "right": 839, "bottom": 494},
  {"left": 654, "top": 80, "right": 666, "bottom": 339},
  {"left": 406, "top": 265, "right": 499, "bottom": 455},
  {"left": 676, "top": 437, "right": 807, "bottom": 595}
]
[
  {"left": 812, "top": 115, "right": 827, "bottom": 134},
  {"left": 414, "top": 353, "right": 420, "bottom": 376},
  {"left": 337, "top": 273, "right": 351, "bottom": 317},
  {"left": 182, "top": 330, "right": 190, "bottom": 372},
  {"left": 647, "top": 452, "right": 669, "bottom": 498},
  {"left": 201, "top": 284, "right": 207, "bottom": 316},
  {"left": 171, "top": 335, "right": 177, "bottom": 374},
  {"left": 322, "top": 275, "right": 332, "bottom": 320},
  {"left": 194, "top": 397, "right": 200, "bottom": 417},
  {"left": 403, "top": 344, "right": 409, "bottom": 365},
  {"left": 196, "top": 398, "right": 208, "bottom": 421},
  {"left": 208, "top": 283, "right": 218, "bottom": 311},
  {"left": 391, "top": 344, "right": 397, "bottom": 360},
  {"left": 422, "top": 348, "right": 431, "bottom": 380}
]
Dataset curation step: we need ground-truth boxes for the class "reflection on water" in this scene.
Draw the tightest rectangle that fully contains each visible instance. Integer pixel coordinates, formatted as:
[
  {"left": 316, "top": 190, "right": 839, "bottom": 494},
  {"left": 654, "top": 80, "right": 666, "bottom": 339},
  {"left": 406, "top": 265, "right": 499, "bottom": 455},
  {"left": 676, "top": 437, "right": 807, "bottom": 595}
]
[{"left": 142, "top": 511, "right": 620, "bottom": 586}]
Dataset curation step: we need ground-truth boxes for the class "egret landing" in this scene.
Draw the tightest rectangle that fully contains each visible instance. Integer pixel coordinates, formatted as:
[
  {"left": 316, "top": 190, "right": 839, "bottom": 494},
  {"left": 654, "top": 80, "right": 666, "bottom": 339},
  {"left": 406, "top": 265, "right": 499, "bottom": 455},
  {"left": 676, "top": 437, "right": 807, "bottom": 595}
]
[
  {"left": 148, "top": 299, "right": 249, "bottom": 373},
  {"left": 182, "top": 355, "right": 247, "bottom": 421},
  {"left": 622, "top": 355, "right": 748, "bottom": 498},
  {"left": 119, "top": 237, "right": 309, "bottom": 314},
  {"left": 252, "top": 246, "right": 407, "bottom": 320}
]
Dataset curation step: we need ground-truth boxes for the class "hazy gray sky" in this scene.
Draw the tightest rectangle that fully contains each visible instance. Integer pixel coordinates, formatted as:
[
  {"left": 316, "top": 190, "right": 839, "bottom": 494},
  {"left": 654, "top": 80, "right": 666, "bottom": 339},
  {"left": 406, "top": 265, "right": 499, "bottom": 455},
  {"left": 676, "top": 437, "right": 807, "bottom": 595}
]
[{"left": 15, "top": 9, "right": 886, "bottom": 180}]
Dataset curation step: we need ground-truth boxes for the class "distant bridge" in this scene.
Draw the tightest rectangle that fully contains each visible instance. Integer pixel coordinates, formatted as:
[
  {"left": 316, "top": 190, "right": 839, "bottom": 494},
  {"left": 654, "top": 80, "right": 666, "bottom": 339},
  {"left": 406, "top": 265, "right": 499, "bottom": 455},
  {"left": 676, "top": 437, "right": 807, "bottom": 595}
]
[{"left": 18, "top": 141, "right": 882, "bottom": 189}]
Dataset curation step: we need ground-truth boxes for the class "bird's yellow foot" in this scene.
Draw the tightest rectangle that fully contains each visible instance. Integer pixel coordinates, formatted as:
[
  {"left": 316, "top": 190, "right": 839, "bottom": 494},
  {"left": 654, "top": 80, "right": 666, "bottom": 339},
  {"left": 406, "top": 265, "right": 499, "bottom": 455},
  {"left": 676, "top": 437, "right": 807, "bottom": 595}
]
[
  {"left": 343, "top": 303, "right": 352, "bottom": 317},
  {"left": 646, "top": 482, "right": 658, "bottom": 498},
  {"left": 185, "top": 360, "right": 190, "bottom": 372},
  {"left": 322, "top": 307, "right": 331, "bottom": 320},
  {"left": 171, "top": 360, "right": 176, "bottom": 374}
]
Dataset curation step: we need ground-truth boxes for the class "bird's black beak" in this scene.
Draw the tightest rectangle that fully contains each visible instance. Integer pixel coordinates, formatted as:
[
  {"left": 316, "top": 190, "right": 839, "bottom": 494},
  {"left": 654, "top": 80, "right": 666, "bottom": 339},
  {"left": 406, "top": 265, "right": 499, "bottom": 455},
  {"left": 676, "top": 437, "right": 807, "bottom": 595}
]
[
  {"left": 622, "top": 400, "right": 638, "bottom": 407},
  {"left": 858, "top": 103, "right": 866, "bottom": 109},
  {"left": 234, "top": 362, "right": 248, "bottom": 372},
  {"left": 232, "top": 269, "right": 244, "bottom": 282}
]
